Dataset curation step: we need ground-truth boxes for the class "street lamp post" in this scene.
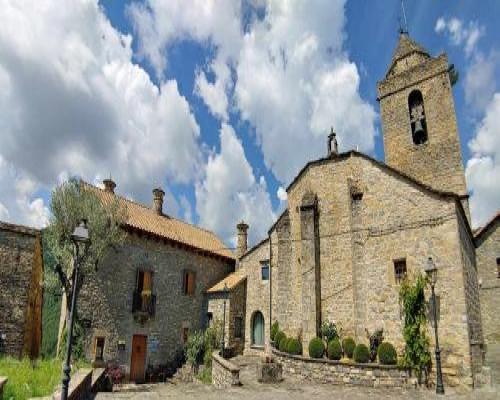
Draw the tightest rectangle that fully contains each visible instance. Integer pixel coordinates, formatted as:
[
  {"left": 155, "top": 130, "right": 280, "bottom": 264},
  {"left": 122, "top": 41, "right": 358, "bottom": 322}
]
[
  {"left": 61, "top": 220, "right": 90, "bottom": 400},
  {"left": 220, "top": 283, "right": 229, "bottom": 358},
  {"left": 424, "top": 257, "right": 445, "bottom": 395}
]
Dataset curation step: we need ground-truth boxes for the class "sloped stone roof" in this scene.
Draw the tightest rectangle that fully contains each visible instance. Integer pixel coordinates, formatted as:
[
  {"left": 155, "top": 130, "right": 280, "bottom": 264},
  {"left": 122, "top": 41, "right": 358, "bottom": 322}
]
[
  {"left": 386, "top": 32, "right": 430, "bottom": 76},
  {"left": 474, "top": 211, "right": 500, "bottom": 241},
  {"left": 0, "top": 220, "right": 40, "bottom": 236},
  {"left": 83, "top": 182, "right": 234, "bottom": 260},
  {"left": 207, "top": 272, "right": 246, "bottom": 293}
]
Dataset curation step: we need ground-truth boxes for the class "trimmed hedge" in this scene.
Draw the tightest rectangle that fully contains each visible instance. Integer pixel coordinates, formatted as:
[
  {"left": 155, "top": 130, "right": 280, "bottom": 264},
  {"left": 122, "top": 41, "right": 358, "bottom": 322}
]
[
  {"left": 270, "top": 321, "right": 280, "bottom": 341},
  {"left": 342, "top": 337, "right": 356, "bottom": 359},
  {"left": 274, "top": 331, "right": 285, "bottom": 349},
  {"left": 378, "top": 342, "right": 397, "bottom": 365},
  {"left": 353, "top": 343, "right": 370, "bottom": 363},
  {"left": 287, "top": 338, "right": 302, "bottom": 355},
  {"left": 308, "top": 337, "right": 325, "bottom": 359},
  {"left": 327, "top": 339, "right": 342, "bottom": 360},
  {"left": 278, "top": 334, "right": 289, "bottom": 352}
]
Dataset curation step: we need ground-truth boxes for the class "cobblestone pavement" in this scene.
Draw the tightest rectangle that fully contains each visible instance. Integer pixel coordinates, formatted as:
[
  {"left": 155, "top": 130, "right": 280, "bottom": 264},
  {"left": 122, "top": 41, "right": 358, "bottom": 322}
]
[{"left": 96, "top": 355, "right": 499, "bottom": 400}]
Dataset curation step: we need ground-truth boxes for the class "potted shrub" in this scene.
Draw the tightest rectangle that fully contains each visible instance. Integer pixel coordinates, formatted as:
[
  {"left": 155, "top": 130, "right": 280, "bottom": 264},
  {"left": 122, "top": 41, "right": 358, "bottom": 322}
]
[
  {"left": 278, "top": 334, "right": 288, "bottom": 352},
  {"left": 377, "top": 342, "right": 397, "bottom": 365},
  {"left": 274, "top": 331, "right": 285, "bottom": 349},
  {"left": 327, "top": 339, "right": 342, "bottom": 360},
  {"left": 342, "top": 337, "right": 356, "bottom": 359},
  {"left": 308, "top": 337, "right": 325, "bottom": 359},
  {"left": 353, "top": 344, "right": 370, "bottom": 363},
  {"left": 287, "top": 338, "right": 302, "bottom": 355}
]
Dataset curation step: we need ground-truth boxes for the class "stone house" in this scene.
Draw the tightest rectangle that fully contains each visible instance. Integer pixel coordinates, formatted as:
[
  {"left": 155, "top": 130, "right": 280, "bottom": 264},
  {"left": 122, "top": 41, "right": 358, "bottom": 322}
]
[
  {"left": 76, "top": 180, "right": 235, "bottom": 382},
  {"left": 207, "top": 32, "right": 492, "bottom": 389},
  {"left": 0, "top": 221, "right": 43, "bottom": 359},
  {"left": 475, "top": 213, "right": 500, "bottom": 345}
]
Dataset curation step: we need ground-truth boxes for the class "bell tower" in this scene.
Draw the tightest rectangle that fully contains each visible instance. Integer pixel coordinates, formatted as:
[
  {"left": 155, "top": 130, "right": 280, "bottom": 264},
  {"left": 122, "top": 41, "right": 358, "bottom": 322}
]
[{"left": 377, "top": 33, "right": 469, "bottom": 215}]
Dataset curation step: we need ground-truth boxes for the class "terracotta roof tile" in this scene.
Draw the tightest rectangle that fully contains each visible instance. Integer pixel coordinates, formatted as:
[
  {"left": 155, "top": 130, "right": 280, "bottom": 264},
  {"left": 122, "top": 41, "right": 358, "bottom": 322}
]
[
  {"left": 207, "top": 272, "right": 246, "bottom": 293},
  {"left": 82, "top": 182, "right": 234, "bottom": 260}
]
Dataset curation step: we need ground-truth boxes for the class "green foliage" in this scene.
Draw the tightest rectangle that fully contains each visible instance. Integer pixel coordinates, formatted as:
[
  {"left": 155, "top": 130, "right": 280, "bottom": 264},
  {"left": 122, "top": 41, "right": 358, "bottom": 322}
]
[
  {"left": 270, "top": 321, "right": 279, "bottom": 341},
  {"left": 366, "top": 328, "right": 384, "bottom": 362},
  {"left": 57, "top": 319, "right": 85, "bottom": 361},
  {"left": 274, "top": 331, "right": 285, "bottom": 349},
  {"left": 41, "top": 285, "right": 62, "bottom": 358},
  {"left": 327, "top": 339, "right": 342, "bottom": 360},
  {"left": 197, "top": 365, "right": 212, "bottom": 384},
  {"left": 399, "top": 273, "right": 431, "bottom": 378},
  {"left": 185, "top": 331, "right": 206, "bottom": 367},
  {"left": 278, "top": 334, "right": 288, "bottom": 352},
  {"left": 320, "top": 321, "right": 339, "bottom": 343},
  {"left": 308, "top": 337, "right": 325, "bottom": 359},
  {"left": 287, "top": 338, "right": 302, "bottom": 355},
  {"left": 0, "top": 357, "right": 64, "bottom": 400},
  {"left": 342, "top": 337, "right": 356, "bottom": 359},
  {"left": 353, "top": 344, "right": 369, "bottom": 363},
  {"left": 378, "top": 342, "right": 397, "bottom": 365}
]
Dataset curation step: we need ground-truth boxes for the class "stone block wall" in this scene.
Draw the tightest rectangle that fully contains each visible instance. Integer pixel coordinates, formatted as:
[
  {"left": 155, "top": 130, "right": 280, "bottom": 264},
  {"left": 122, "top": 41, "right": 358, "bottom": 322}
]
[
  {"left": 272, "top": 349, "right": 410, "bottom": 388},
  {"left": 211, "top": 352, "right": 240, "bottom": 388},
  {"left": 77, "top": 231, "right": 234, "bottom": 376},
  {"left": 0, "top": 222, "right": 43, "bottom": 359}
]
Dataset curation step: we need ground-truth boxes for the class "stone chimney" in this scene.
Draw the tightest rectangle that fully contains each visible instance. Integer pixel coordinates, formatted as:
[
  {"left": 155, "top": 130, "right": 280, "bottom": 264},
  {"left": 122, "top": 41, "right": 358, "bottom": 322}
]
[
  {"left": 103, "top": 178, "right": 116, "bottom": 193},
  {"left": 327, "top": 127, "right": 338, "bottom": 157},
  {"left": 152, "top": 188, "right": 165, "bottom": 215},
  {"left": 236, "top": 221, "right": 249, "bottom": 260}
]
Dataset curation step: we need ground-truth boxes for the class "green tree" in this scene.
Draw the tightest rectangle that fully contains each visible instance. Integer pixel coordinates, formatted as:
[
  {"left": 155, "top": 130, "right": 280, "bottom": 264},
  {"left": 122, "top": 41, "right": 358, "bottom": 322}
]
[{"left": 44, "top": 178, "right": 126, "bottom": 357}]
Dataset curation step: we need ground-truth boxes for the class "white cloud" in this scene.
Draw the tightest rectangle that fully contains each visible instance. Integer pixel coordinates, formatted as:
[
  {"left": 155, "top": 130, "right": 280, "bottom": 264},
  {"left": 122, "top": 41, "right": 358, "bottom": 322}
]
[
  {"left": 0, "top": 0, "right": 202, "bottom": 222},
  {"left": 195, "top": 124, "right": 275, "bottom": 245},
  {"left": 466, "top": 93, "right": 500, "bottom": 227},
  {"left": 131, "top": 0, "right": 377, "bottom": 184},
  {"left": 464, "top": 51, "right": 499, "bottom": 113},
  {"left": 435, "top": 17, "right": 484, "bottom": 57},
  {"left": 277, "top": 186, "right": 287, "bottom": 202}
]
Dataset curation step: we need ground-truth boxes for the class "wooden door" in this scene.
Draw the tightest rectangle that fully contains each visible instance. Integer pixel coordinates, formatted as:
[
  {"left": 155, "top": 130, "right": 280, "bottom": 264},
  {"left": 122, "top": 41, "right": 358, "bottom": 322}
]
[
  {"left": 252, "top": 312, "right": 264, "bottom": 346},
  {"left": 130, "top": 335, "right": 147, "bottom": 383}
]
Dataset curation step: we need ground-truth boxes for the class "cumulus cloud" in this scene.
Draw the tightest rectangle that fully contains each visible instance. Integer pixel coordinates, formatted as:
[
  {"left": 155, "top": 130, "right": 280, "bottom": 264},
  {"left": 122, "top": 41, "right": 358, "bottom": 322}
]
[
  {"left": 466, "top": 94, "right": 500, "bottom": 227},
  {"left": 464, "top": 51, "right": 499, "bottom": 113},
  {"left": 277, "top": 186, "right": 287, "bottom": 202},
  {"left": 131, "top": 0, "right": 377, "bottom": 184},
  {"left": 0, "top": 0, "right": 202, "bottom": 224},
  {"left": 195, "top": 124, "right": 275, "bottom": 245},
  {"left": 435, "top": 17, "right": 484, "bottom": 57}
]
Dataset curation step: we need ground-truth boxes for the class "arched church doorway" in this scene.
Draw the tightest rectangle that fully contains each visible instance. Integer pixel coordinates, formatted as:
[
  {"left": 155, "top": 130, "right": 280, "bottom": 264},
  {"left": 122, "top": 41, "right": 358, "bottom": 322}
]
[{"left": 251, "top": 311, "right": 264, "bottom": 346}]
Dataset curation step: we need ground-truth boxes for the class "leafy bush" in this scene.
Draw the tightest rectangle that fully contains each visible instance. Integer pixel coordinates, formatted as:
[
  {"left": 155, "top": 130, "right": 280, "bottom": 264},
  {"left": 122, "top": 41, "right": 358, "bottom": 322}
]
[
  {"left": 287, "top": 338, "right": 302, "bottom": 355},
  {"left": 274, "top": 331, "right": 286, "bottom": 349},
  {"left": 320, "top": 321, "right": 339, "bottom": 343},
  {"left": 278, "top": 334, "right": 289, "bottom": 352},
  {"left": 378, "top": 342, "right": 397, "bottom": 365},
  {"left": 271, "top": 321, "right": 279, "bottom": 341},
  {"left": 342, "top": 337, "right": 356, "bottom": 358},
  {"left": 308, "top": 337, "right": 325, "bottom": 359},
  {"left": 353, "top": 344, "right": 370, "bottom": 363},
  {"left": 327, "top": 339, "right": 342, "bottom": 360},
  {"left": 185, "top": 331, "right": 205, "bottom": 366},
  {"left": 366, "top": 328, "right": 384, "bottom": 362}
]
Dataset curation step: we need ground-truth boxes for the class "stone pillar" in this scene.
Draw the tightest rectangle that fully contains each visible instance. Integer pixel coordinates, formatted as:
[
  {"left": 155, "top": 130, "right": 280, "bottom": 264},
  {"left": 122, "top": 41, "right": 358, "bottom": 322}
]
[
  {"left": 103, "top": 178, "right": 116, "bottom": 193},
  {"left": 152, "top": 188, "right": 165, "bottom": 215},
  {"left": 300, "top": 192, "right": 321, "bottom": 351},
  {"left": 236, "top": 221, "right": 249, "bottom": 260}
]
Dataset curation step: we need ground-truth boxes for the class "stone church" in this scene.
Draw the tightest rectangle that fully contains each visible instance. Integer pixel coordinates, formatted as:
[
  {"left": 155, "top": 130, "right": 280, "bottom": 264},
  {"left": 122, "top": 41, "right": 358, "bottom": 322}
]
[{"left": 207, "top": 32, "right": 496, "bottom": 389}]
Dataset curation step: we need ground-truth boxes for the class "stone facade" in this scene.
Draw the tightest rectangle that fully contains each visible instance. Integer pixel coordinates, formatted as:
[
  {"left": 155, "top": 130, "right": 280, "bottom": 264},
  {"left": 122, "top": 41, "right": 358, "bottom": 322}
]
[
  {"left": 0, "top": 221, "right": 43, "bottom": 359},
  {"left": 211, "top": 351, "right": 240, "bottom": 388},
  {"left": 77, "top": 230, "right": 233, "bottom": 377},
  {"left": 475, "top": 215, "right": 500, "bottom": 344},
  {"left": 272, "top": 349, "right": 410, "bottom": 388}
]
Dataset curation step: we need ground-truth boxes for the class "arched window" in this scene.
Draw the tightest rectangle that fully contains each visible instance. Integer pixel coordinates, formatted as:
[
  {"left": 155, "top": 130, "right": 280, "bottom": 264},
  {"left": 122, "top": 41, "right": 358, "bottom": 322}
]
[
  {"left": 408, "top": 90, "right": 428, "bottom": 145},
  {"left": 251, "top": 311, "right": 265, "bottom": 346}
]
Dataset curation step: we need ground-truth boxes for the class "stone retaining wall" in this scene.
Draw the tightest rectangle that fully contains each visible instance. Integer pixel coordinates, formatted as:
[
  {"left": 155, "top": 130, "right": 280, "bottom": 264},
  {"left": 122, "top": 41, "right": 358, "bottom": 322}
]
[
  {"left": 212, "top": 352, "right": 240, "bottom": 389},
  {"left": 272, "top": 349, "right": 410, "bottom": 388},
  {"left": 53, "top": 369, "right": 93, "bottom": 400}
]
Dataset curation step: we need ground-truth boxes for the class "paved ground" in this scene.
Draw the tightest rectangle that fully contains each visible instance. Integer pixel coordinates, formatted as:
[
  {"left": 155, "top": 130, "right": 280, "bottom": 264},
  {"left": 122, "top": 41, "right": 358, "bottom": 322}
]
[{"left": 95, "top": 355, "right": 500, "bottom": 400}]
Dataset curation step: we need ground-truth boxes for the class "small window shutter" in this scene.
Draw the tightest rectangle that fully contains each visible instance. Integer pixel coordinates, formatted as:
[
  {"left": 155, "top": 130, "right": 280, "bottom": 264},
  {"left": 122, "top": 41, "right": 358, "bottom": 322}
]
[
  {"left": 189, "top": 271, "right": 196, "bottom": 295},
  {"left": 182, "top": 269, "right": 187, "bottom": 294},
  {"left": 143, "top": 271, "right": 152, "bottom": 291}
]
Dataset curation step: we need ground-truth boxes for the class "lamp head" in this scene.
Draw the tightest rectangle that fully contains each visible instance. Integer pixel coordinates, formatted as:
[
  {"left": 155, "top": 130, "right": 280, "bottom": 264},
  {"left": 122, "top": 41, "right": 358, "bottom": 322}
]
[
  {"left": 424, "top": 256, "right": 438, "bottom": 285},
  {"left": 71, "top": 219, "right": 90, "bottom": 250}
]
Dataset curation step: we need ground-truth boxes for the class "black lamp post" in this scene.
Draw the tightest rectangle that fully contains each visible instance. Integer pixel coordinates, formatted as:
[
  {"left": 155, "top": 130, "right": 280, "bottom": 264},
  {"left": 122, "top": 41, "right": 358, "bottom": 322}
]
[
  {"left": 61, "top": 219, "right": 90, "bottom": 400},
  {"left": 424, "top": 256, "right": 445, "bottom": 395},
  {"left": 220, "top": 283, "right": 229, "bottom": 358}
]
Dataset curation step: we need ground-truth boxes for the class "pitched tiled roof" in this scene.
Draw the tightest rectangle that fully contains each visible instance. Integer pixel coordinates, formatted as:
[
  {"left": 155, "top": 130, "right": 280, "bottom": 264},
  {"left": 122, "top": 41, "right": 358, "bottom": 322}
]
[
  {"left": 207, "top": 272, "right": 246, "bottom": 293},
  {"left": 83, "top": 182, "right": 235, "bottom": 260}
]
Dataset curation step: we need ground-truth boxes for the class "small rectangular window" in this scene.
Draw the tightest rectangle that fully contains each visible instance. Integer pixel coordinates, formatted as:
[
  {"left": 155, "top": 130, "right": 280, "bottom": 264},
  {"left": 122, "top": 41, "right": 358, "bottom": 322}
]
[
  {"left": 394, "top": 259, "right": 407, "bottom": 284},
  {"left": 497, "top": 257, "right": 500, "bottom": 278},
  {"left": 261, "top": 262, "right": 269, "bottom": 281},
  {"left": 206, "top": 312, "right": 213, "bottom": 327},
  {"left": 351, "top": 192, "right": 363, "bottom": 202},
  {"left": 182, "top": 327, "right": 189, "bottom": 343},
  {"left": 183, "top": 271, "right": 196, "bottom": 295},
  {"left": 94, "top": 337, "right": 105, "bottom": 361},
  {"left": 234, "top": 317, "right": 243, "bottom": 339}
]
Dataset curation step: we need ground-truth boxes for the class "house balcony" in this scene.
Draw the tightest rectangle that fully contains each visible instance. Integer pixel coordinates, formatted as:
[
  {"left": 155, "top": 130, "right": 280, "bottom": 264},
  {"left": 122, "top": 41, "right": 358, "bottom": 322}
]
[{"left": 132, "top": 291, "right": 156, "bottom": 319}]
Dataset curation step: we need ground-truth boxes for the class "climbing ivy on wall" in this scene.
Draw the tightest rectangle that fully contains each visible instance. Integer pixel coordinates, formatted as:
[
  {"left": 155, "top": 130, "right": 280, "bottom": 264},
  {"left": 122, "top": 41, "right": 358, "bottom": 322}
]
[{"left": 399, "top": 273, "right": 432, "bottom": 382}]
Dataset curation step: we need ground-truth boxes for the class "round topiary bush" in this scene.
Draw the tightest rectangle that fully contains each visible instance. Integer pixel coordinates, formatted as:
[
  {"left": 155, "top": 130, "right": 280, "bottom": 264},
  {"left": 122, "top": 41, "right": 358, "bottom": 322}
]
[
  {"left": 342, "top": 337, "right": 356, "bottom": 359},
  {"left": 353, "top": 343, "right": 370, "bottom": 363},
  {"left": 270, "top": 321, "right": 280, "bottom": 341},
  {"left": 274, "top": 331, "right": 285, "bottom": 349},
  {"left": 278, "top": 334, "right": 289, "bottom": 352},
  {"left": 377, "top": 342, "right": 397, "bottom": 365},
  {"left": 308, "top": 337, "right": 325, "bottom": 359},
  {"left": 287, "top": 338, "right": 302, "bottom": 355},
  {"left": 327, "top": 339, "right": 342, "bottom": 360}
]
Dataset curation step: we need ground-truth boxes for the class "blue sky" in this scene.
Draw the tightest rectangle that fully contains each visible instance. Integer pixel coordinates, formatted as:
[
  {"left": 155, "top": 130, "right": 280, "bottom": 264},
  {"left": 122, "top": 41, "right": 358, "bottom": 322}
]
[{"left": 0, "top": 1, "right": 499, "bottom": 245}]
